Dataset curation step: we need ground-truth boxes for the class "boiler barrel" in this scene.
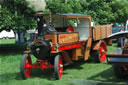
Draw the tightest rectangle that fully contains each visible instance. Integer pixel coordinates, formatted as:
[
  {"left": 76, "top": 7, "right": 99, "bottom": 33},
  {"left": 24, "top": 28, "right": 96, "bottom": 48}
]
[{"left": 31, "top": 40, "right": 51, "bottom": 60}]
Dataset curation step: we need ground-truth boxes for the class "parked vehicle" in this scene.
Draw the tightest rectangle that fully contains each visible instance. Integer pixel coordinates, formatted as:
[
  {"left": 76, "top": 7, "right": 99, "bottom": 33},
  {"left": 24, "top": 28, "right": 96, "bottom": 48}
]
[
  {"left": 107, "top": 31, "right": 128, "bottom": 79},
  {"left": 20, "top": 12, "right": 112, "bottom": 80},
  {"left": 117, "top": 20, "right": 128, "bottom": 47}
]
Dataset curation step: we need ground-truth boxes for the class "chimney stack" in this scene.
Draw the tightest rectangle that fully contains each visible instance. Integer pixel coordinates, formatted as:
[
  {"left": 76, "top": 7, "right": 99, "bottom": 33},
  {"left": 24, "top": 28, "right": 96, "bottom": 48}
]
[{"left": 37, "top": 12, "right": 44, "bottom": 37}]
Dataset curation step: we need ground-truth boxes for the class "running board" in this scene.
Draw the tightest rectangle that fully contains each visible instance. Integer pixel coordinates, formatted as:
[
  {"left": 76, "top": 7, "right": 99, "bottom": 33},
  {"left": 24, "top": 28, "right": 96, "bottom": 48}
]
[{"left": 106, "top": 54, "right": 128, "bottom": 64}]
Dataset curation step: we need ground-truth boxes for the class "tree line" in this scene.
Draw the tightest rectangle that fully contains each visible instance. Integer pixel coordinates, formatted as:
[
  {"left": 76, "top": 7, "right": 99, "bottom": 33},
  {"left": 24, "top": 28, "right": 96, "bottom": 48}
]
[{"left": 0, "top": 0, "right": 128, "bottom": 31}]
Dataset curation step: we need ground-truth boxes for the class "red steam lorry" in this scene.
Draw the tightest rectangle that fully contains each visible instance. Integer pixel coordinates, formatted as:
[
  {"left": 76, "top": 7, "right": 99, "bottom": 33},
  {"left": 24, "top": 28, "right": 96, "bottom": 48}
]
[{"left": 20, "top": 12, "right": 112, "bottom": 80}]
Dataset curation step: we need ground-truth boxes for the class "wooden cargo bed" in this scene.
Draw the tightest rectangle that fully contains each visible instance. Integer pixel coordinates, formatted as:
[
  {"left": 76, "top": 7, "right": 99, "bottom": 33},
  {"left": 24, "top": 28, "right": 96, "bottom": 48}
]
[{"left": 93, "top": 25, "right": 112, "bottom": 41}]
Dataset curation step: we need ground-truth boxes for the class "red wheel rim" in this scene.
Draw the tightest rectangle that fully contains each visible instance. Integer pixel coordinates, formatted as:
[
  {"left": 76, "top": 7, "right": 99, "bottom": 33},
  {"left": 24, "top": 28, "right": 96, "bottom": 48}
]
[
  {"left": 24, "top": 56, "right": 32, "bottom": 78},
  {"left": 99, "top": 41, "right": 107, "bottom": 63},
  {"left": 58, "top": 56, "right": 63, "bottom": 78}
]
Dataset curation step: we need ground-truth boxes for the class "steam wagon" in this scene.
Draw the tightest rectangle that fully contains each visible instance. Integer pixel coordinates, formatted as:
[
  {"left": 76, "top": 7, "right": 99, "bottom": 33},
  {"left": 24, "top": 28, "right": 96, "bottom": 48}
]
[
  {"left": 20, "top": 12, "right": 112, "bottom": 80},
  {"left": 106, "top": 31, "right": 128, "bottom": 79}
]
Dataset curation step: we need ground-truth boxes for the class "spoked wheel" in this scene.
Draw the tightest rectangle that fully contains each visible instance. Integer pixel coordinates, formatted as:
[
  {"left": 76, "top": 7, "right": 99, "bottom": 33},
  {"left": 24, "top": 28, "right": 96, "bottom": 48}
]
[
  {"left": 113, "top": 64, "right": 128, "bottom": 79},
  {"left": 20, "top": 54, "right": 32, "bottom": 80},
  {"left": 54, "top": 54, "right": 63, "bottom": 80},
  {"left": 98, "top": 41, "right": 107, "bottom": 63},
  {"left": 91, "top": 41, "right": 107, "bottom": 63}
]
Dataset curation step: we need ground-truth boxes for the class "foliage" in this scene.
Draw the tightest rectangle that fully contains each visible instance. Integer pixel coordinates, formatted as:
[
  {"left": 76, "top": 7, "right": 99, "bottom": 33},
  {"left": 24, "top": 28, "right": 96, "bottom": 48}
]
[
  {"left": 84, "top": 0, "right": 115, "bottom": 25},
  {"left": 0, "top": 0, "right": 128, "bottom": 30},
  {"left": 0, "top": 8, "right": 15, "bottom": 31},
  {"left": 110, "top": 0, "right": 128, "bottom": 24},
  {"left": 46, "top": 0, "right": 128, "bottom": 25},
  {"left": 0, "top": 0, "right": 37, "bottom": 31},
  {"left": 46, "top": 0, "right": 73, "bottom": 13}
]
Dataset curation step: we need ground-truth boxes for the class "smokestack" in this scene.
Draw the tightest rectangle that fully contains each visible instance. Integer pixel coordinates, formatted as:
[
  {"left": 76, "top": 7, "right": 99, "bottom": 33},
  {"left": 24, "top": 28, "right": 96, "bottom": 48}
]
[
  {"left": 25, "top": 0, "right": 46, "bottom": 39},
  {"left": 37, "top": 12, "right": 44, "bottom": 37}
]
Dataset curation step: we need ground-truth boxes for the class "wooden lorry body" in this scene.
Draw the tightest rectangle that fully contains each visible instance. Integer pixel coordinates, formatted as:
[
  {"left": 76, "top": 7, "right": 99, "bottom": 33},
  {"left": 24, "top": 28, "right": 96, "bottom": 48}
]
[
  {"left": 42, "top": 14, "right": 112, "bottom": 61},
  {"left": 22, "top": 14, "right": 112, "bottom": 80}
]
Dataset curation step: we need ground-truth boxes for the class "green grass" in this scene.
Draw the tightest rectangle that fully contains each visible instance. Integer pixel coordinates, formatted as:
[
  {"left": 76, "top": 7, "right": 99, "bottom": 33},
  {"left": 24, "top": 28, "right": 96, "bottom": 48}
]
[
  {"left": 0, "top": 38, "right": 15, "bottom": 44},
  {"left": 0, "top": 39, "right": 128, "bottom": 85}
]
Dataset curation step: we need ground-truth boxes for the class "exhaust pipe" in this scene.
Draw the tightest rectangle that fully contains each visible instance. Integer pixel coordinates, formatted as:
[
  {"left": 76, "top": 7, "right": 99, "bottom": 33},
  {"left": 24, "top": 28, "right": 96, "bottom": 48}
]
[{"left": 37, "top": 12, "right": 44, "bottom": 39}]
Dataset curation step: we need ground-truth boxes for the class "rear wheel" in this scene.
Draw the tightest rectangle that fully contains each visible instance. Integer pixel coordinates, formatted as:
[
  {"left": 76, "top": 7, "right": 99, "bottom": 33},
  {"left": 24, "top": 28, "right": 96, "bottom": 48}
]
[
  {"left": 91, "top": 41, "right": 107, "bottom": 63},
  {"left": 54, "top": 54, "right": 63, "bottom": 80},
  {"left": 20, "top": 54, "right": 32, "bottom": 80},
  {"left": 113, "top": 64, "right": 128, "bottom": 79}
]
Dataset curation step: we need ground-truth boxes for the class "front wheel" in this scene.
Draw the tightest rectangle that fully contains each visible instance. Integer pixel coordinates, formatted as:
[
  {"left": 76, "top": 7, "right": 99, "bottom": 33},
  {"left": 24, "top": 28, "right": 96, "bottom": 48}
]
[
  {"left": 20, "top": 54, "right": 32, "bottom": 80},
  {"left": 54, "top": 54, "right": 63, "bottom": 80}
]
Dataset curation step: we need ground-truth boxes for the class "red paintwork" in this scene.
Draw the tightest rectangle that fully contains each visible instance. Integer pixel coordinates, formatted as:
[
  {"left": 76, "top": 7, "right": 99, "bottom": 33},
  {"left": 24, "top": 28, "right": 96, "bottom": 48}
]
[
  {"left": 24, "top": 59, "right": 54, "bottom": 78},
  {"left": 59, "top": 42, "right": 82, "bottom": 51},
  {"left": 31, "top": 60, "right": 54, "bottom": 70},
  {"left": 24, "top": 56, "right": 32, "bottom": 78},
  {"left": 58, "top": 55, "right": 63, "bottom": 78},
  {"left": 51, "top": 42, "right": 83, "bottom": 52},
  {"left": 99, "top": 41, "right": 107, "bottom": 63},
  {"left": 51, "top": 45, "right": 55, "bottom": 51}
]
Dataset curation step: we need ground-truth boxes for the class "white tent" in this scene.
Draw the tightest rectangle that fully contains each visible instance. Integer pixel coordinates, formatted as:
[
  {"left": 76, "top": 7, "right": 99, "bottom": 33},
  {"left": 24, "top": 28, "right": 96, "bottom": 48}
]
[{"left": 0, "top": 30, "right": 15, "bottom": 39}]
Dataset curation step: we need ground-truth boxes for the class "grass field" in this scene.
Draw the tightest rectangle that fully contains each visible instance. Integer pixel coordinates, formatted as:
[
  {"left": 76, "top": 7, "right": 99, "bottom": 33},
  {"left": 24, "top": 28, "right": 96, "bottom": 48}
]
[{"left": 0, "top": 39, "right": 128, "bottom": 85}]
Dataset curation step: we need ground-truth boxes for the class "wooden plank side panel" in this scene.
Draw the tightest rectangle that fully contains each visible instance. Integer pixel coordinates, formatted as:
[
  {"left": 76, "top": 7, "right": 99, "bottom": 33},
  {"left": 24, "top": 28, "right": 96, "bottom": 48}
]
[
  {"left": 45, "top": 32, "right": 79, "bottom": 45},
  {"left": 95, "top": 26, "right": 101, "bottom": 40},
  {"left": 106, "top": 26, "right": 110, "bottom": 36},
  {"left": 58, "top": 33, "right": 79, "bottom": 44},
  {"left": 45, "top": 34, "right": 57, "bottom": 44},
  {"left": 93, "top": 25, "right": 112, "bottom": 41},
  {"left": 106, "top": 25, "right": 112, "bottom": 37},
  {"left": 110, "top": 25, "right": 112, "bottom": 34},
  {"left": 101, "top": 25, "right": 106, "bottom": 39}
]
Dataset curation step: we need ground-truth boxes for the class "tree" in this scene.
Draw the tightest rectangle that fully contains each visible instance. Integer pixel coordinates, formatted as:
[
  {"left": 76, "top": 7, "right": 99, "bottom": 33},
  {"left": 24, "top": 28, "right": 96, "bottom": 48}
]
[
  {"left": 82, "top": 0, "right": 115, "bottom": 25},
  {"left": 0, "top": 0, "right": 37, "bottom": 43},
  {"left": 46, "top": 0, "right": 73, "bottom": 14},
  {"left": 110, "top": 0, "right": 128, "bottom": 25},
  {"left": 46, "top": 0, "right": 82, "bottom": 14},
  {"left": 1, "top": 0, "right": 128, "bottom": 32},
  {"left": 0, "top": 0, "right": 37, "bottom": 30}
]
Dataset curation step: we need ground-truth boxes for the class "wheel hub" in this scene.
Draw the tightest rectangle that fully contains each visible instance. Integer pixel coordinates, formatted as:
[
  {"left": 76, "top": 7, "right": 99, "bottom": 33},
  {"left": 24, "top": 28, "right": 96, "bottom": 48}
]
[{"left": 60, "top": 64, "right": 63, "bottom": 68}]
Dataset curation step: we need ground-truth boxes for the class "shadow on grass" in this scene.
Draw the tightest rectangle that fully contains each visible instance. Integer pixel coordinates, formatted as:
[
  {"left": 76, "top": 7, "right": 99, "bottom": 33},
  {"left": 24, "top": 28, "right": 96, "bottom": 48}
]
[
  {"left": 16, "top": 68, "right": 62, "bottom": 81},
  {"left": 30, "top": 68, "right": 56, "bottom": 80},
  {"left": 64, "top": 56, "right": 100, "bottom": 71},
  {"left": 0, "top": 72, "right": 21, "bottom": 83},
  {"left": 87, "top": 66, "right": 128, "bottom": 85},
  {"left": 0, "top": 69, "right": 57, "bottom": 83},
  {"left": 0, "top": 44, "right": 27, "bottom": 55},
  {"left": 64, "top": 60, "right": 85, "bottom": 70}
]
